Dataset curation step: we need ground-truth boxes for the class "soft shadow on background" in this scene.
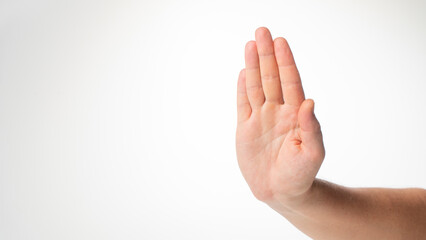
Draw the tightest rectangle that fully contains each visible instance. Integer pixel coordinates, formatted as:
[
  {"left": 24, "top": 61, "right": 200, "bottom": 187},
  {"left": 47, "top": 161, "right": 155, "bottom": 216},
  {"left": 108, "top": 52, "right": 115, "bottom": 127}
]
[{"left": 1, "top": 0, "right": 426, "bottom": 239}]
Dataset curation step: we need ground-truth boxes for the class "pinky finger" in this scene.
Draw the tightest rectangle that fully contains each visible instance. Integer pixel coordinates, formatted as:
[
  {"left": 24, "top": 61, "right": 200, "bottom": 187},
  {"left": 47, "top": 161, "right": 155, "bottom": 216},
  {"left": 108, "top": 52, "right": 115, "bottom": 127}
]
[{"left": 237, "top": 69, "right": 252, "bottom": 122}]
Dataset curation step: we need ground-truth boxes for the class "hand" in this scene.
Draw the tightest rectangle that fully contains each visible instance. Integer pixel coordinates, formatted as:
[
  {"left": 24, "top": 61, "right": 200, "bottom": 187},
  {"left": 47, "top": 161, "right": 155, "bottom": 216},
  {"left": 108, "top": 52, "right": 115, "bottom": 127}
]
[{"left": 236, "top": 27, "right": 325, "bottom": 204}]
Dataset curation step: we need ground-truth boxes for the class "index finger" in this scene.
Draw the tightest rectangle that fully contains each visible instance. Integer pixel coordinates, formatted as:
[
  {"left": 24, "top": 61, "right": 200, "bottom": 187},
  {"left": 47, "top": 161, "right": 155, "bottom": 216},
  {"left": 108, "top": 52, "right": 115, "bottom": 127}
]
[{"left": 274, "top": 37, "right": 305, "bottom": 106}]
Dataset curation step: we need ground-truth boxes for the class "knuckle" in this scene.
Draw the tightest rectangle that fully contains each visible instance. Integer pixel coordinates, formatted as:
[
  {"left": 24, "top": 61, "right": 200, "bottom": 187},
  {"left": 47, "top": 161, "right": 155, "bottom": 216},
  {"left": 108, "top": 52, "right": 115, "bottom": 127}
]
[{"left": 261, "top": 74, "right": 279, "bottom": 81}]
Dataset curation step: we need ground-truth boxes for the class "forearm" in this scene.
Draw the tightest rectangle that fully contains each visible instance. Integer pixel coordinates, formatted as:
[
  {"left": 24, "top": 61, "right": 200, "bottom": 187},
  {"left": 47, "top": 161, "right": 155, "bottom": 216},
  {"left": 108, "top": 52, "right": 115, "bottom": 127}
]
[{"left": 267, "top": 179, "right": 426, "bottom": 240}]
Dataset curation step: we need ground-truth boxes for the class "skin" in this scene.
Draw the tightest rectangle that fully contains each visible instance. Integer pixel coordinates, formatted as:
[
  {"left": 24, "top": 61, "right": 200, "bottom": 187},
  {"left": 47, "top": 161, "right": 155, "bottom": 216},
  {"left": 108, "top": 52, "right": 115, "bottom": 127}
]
[{"left": 236, "top": 27, "right": 426, "bottom": 240}]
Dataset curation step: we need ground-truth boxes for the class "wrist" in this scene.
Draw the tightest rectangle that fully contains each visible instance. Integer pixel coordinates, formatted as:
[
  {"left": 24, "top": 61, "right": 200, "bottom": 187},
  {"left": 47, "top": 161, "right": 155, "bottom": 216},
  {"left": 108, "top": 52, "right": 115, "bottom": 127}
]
[{"left": 266, "top": 180, "right": 318, "bottom": 215}]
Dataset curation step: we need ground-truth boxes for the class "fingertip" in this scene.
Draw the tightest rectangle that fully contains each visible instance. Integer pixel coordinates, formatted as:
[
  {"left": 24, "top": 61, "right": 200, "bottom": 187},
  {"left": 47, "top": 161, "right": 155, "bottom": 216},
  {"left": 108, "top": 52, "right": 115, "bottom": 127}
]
[
  {"left": 245, "top": 41, "right": 258, "bottom": 61},
  {"left": 302, "top": 99, "right": 315, "bottom": 116},
  {"left": 255, "top": 26, "right": 270, "bottom": 37},
  {"left": 239, "top": 68, "right": 246, "bottom": 77},
  {"left": 274, "top": 37, "right": 293, "bottom": 58},
  {"left": 298, "top": 99, "right": 318, "bottom": 131},
  {"left": 255, "top": 27, "right": 274, "bottom": 52},
  {"left": 274, "top": 37, "right": 287, "bottom": 45},
  {"left": 305, "top": 98, "right": 315, "bottom": 111},
  {"left": 238, "top": 69, "right": 246, "bottom": 88},
  {"left": 237, "top": 69, "right": 252, "bottom": 122},
  {"left": 245, "top": 40, "right": 256, "bottom": 51}
]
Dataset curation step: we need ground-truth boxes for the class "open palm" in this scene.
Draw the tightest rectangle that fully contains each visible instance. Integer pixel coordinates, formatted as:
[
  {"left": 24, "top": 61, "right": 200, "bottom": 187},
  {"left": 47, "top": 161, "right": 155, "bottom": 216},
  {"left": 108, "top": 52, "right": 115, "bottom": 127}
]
[{"left": 236, "top": 27, "right": 325, "bottom": 203}]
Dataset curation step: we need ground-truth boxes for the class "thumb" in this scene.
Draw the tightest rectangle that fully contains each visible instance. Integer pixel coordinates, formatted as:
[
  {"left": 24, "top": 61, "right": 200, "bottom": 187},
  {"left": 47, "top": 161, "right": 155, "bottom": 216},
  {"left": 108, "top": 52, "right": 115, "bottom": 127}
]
[{"left": 298, "top": 99, "right": 325, "bottom": 157}]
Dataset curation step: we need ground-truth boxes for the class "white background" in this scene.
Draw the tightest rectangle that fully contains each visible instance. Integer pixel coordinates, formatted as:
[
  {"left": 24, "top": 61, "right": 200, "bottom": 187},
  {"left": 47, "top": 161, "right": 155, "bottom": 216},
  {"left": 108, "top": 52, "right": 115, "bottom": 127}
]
[{"left": 1, "top": 0, "right": 426, "bottom": 239}]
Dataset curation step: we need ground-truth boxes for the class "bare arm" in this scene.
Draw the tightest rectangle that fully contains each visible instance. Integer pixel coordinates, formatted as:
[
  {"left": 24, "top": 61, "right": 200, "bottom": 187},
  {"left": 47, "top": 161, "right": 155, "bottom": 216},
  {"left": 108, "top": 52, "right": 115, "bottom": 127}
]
[
  {"left": 269, "top": 179, "right": 426, "bottom": 240},
  {"left": 236, "top": 27, "right": 426, "bottom": 240}
]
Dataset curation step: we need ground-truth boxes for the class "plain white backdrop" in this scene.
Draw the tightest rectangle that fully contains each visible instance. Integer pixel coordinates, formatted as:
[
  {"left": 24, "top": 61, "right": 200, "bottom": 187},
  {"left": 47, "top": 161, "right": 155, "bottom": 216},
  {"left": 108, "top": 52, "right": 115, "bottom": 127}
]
[{"left": 1, "top": 0, "right": 426, "bottom": 239}]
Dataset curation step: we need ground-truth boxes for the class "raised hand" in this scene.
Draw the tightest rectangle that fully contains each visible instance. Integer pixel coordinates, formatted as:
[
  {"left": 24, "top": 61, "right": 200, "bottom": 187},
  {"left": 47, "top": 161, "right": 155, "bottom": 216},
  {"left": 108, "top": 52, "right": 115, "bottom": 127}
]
[{"left": 236, "top": 27, "right": 325, "bottom": 204}]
